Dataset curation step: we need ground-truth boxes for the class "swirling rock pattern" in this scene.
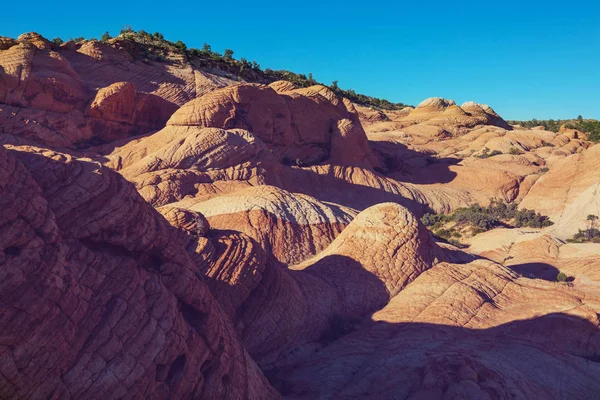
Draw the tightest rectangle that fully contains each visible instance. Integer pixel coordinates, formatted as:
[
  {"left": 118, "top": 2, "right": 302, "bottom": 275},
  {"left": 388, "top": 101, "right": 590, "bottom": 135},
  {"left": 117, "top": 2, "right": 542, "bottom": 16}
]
[
  {"left": 2, "top": 31, "right": 600, "bottom": 400},
  {"left": 0, "top": 145, "right": 278, "bottom": 399}
]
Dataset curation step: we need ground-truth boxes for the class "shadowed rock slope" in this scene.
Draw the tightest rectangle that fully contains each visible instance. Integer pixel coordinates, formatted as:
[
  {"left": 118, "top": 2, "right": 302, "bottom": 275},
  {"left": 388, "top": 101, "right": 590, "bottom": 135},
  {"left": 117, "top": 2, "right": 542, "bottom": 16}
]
[{"left": 0, "top": 145, "right": 278, "bottom": 399}]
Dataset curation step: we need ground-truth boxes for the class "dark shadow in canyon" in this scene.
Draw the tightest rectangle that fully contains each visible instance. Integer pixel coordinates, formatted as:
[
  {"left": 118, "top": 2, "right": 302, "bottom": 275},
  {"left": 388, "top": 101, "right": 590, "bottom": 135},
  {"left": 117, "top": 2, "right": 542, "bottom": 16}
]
[
  {"left": 504, "top": 262, "right": 561, "bottom": 282},
  {"left": 268, "top": 312, "right": 600, "bottom": 398}
]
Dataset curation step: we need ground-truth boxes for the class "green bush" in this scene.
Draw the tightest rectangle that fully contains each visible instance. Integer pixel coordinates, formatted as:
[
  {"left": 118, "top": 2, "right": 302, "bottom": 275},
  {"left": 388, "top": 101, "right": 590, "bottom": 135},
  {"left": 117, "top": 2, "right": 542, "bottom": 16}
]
[
  {"left": 421, "top": 200, "right": 552, "bottom": 236},
  {"left": 102, "top": 28, "right": 412, "bottom": 110},
  {"left": 453, "top": 207, "right": 499, "bottom": 230},
  {"left": 508, "top": 118, "right": 600, "bottom": 143},
  {"left": 174, "top": 40, "right": 187, "bottom": 53},
  {"left": 435, "top": 228, "right": 461, "bottom": 240},
  {"left": 223, "top": 49, "right": 234, "bottom": 60},
  {"left": 476, "top": 148, "right": 503, "bottom": 158},
  {"left": 508, "top": 147, "right": 522, "bottom": 155},
  {"left": 120, "top": 25, "right": 134, "bottom": 34},
  {"left": 569, "top": 226, "right": 600, "bottom": 243},
  {"left": 507, "top": 118, "right": 561, "bottom": 132},
  {"left": 421, "top": 213, "right": 448, "bottom": 227},
  {"left": 565, "top": 120, "right": 600, "bottom": 142},
  {"left": 513, "top": 209, "right": 553, "bottom": 228},
  {"left": 556, "top": 272, "right": 568, "bottom": 282}
]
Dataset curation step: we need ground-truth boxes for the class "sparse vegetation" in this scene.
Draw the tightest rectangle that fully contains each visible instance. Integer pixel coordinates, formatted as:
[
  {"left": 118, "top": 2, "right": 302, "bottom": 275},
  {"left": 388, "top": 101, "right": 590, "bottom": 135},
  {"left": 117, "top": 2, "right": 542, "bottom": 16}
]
[
  {"left": 476, "top": 147, "right": 502, "bottom": 159},
  {"left": 508, "top": 147, "right": 522, "bottom": 155},
  {"left": 421, "top": 200, "right": 554, "bottom": 244},
  {"left": 513, "top": 209, "right": 554, "bottom": 228},
  {"left": 508, "top": 117, "right": 600, "bottom": 143},
  {"left": 120, "top": 25, "right": 134, "bottom": 34},
  {"left": 567, "top": 215, "right": 600, "bottom": 243},
  {"left": 174, "top": 40, "right": 187, "bottom": 53},
  {"left": 508, "top": 119, "right": 562, "bottom": 132},
  {"left": 223, "top": 48, "right": 234, "bottom": 60},
  {"left": 556, "top": 272, "right": 568, "bottom": 282},
  {"left": 564, "top": 120, "right": 600, "bottom": 142},
  {"left": 67, "top": 28, "right": 412, "bottom": 111}
]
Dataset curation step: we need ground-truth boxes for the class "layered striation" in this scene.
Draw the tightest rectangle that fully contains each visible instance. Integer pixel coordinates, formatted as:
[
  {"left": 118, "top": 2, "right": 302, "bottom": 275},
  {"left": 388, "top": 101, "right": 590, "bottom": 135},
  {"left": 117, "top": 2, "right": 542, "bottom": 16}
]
[{"left": 2, "top": 31, "right": 600, "bottom": 400}]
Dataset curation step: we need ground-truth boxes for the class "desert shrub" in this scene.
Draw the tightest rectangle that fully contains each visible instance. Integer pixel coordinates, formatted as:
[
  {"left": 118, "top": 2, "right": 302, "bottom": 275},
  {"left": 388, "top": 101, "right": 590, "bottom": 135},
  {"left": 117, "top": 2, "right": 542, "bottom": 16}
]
[
  {"left": 539, "top": 167, "right": 549, "bottom": 173},
  {"left": 556, "top": 272, "right": 568, "bottom": 282},
  {"left": 421, "top": 213, "right": 449, "bottom": 227},
  {"left": 486, "top": 199, "right": 518, "bottom": 220},
  {"left": 120, "top": 25, "right": 134, "bottom": 34},
  {"left": 101, "top": 28, "right": 411, "bottom": 110},
  {"left": 476, "top": 148, "right": 503, "bottom": 158},
  {"left": 507, "top": 118, "right": 562, "bottom": 132},
  {"left": 174, "top": 40, "right": 187, "bottom": 53},
  {"left": 568, "top": 216, "right": 600, "bottom": 243},
  {"left": 513, "top": 209, "right": 553, "bottom": 228},
  {"left": 508, "top": 147, "right": 522, "bottom": 155},
  {"left": 422, "top": 200, "right": 552, "bottom": 238},
  {"left": 50, "top": 37, "right": 64, "bottom": 50},
  {"left": 471, "top": 227, "right": 486, "bottom": 235},
  {"left": 101, "top": 31, "right": 112, "bottom": 42},
  {"left": 570, "top": 228, "right": 600, "bottom": 242},
  {"left": 453, "top": 205, "right": 500, "bottom": 230},
  {"left": 565, "top": 120, "right": 600, "bottom": 142},
  {"left": 435, "top": 228, "right": 461, "bottom": 240},
  {"left": 509, "top": 118, "right": 600, "bottom": 143}
]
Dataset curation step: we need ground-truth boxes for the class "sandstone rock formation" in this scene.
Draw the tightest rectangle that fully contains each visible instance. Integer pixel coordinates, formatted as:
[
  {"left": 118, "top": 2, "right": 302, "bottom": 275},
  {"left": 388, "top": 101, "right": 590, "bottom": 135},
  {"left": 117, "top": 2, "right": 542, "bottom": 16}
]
[
  {"left": 2, "top": 31, "right": 600, "bottom": 400},
  {"left": 0, "top": 144, "right": 278, "bottom": 399},
  {"left": 389, "top": 97, "right": 512, "bottom": 132},
  {"left": 167, "top": 83, "right": 379, "bottom": 168},
  {"left": 0, "top": 33, "right": 237, "bottom": 149},
  {"left": 519, "top": 144, "right": 600, "bottom": 237},
  {"left": 187, "top": 185, "right": 357, "bottom": 264}
]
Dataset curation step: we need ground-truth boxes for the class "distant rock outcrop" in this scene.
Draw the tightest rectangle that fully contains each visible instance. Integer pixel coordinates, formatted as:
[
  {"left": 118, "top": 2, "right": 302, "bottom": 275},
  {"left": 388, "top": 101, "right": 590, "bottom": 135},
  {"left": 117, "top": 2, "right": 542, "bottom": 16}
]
[
  {"left": 401, "top": 97, "right": 511, "bottom": 129},
  {"left": 168, "top": 83, "right": 379, "bottom": 168},
  {"left": 0, "top": 32, "right": 237, "bottom": 148}
]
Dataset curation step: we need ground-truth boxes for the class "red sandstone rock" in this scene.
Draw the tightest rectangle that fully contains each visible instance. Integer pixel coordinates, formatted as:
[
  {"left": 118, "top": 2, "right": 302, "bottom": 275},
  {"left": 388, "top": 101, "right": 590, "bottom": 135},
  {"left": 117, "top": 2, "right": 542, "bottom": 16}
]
[
  {"left": 0, "top": 144, "right": 278, "bottom": 399},
  {"left": 2, "top": 31, "right": 600, "bottom": 400}
]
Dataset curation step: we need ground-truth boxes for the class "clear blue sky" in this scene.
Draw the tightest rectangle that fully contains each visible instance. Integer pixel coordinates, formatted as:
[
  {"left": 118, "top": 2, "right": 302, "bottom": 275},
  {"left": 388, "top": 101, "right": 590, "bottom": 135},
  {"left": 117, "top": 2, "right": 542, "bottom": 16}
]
[{"left": 3, "top": 0, "right": 599, "bottom": 120}]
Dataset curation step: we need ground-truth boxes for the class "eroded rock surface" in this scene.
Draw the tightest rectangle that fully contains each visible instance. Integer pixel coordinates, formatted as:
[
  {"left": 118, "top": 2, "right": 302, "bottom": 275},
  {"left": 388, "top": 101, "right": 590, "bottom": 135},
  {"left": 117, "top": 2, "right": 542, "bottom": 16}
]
[
  {"left": 0, "top": 145, "right": 278, "bottom": 399},
  {"left": 2, "top": 31, "right": 600, "bottom": 400}
]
